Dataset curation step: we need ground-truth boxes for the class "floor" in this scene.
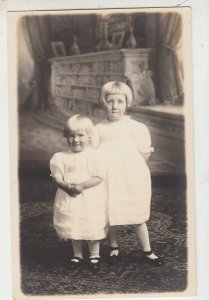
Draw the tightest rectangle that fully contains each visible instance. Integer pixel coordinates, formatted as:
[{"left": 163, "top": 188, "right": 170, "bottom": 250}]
[{"left": 20, "top": 178, "right": 187, "bottom": 296}]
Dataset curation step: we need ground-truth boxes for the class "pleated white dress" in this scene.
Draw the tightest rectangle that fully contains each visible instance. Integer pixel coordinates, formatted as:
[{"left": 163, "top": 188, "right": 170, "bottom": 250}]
[
  {"left": 50, "top": 147, "right": 108, "bottom": 240},
  {"left": 96, "top": 116, "right": 153, "bottom": 226}
]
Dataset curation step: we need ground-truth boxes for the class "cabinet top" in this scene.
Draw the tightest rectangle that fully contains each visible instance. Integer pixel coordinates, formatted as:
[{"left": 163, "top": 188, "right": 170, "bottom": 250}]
[{"left": 49, "top": 48, "right": 152, "bottom": 64}]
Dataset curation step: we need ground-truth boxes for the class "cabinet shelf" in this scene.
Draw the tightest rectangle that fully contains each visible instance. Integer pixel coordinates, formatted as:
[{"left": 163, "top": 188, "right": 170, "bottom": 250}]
[
  {"left": 55, "top": 94, "right": 99, "bottom": 103},
  {"left": 55, "top": 83, "right": 102, "bottom": 88},
  {"left": 55, "top": 72, "right": 125, "bottom": 76}
]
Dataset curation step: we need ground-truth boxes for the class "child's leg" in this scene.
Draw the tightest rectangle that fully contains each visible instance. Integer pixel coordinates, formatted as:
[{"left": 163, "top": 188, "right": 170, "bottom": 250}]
[
  {"left": 87, "top": 240, "right": 100, "bottom": 259},
  {"left": 108, "top": 226, "right": 119, "bottom": 257},
  {"left": 135, "top": 223, "right": 159, "bottom": 259},
  {"left": 87, "top": 240, "right": 100, "bottom": 270},
  {"left": 71, "top": 239, "right": 83, "bottom": 260}
]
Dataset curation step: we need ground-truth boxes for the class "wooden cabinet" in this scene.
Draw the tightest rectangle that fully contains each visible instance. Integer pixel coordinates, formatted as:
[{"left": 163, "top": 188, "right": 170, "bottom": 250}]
[{"left": 49, "top": 49, "right": 154, "bottom": 116}]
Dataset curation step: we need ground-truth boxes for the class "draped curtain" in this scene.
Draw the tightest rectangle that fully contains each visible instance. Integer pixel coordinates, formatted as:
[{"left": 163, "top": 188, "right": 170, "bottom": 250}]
[
  {"left": 156, "top": 13, "right": 184, "bottom": 104},
  {"left": 20, "top": 15, "right": 52, "bottom": 110}
]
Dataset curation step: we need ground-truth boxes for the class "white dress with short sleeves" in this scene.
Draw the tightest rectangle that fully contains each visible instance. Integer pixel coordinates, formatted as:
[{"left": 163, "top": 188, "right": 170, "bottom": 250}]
[
  {"left": 96, "top": 116, "right": 153, "bottom": 226},
  {"left": 50, "top": 147, "right": 108, "bottom": 240}
]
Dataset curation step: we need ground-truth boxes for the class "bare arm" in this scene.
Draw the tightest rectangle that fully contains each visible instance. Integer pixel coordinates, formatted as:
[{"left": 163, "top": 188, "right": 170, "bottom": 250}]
[
  {"left": 53, "top": 175, "right": 77, "bottom": 196},
  {"left": 72, "top": 176, "right": 103, "bottom": 194}
]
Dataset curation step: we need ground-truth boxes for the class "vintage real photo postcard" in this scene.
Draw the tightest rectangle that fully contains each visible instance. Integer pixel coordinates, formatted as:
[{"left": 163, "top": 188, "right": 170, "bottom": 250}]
[{"left": 8, "top": 6, "right": 195, "bottom": 299}]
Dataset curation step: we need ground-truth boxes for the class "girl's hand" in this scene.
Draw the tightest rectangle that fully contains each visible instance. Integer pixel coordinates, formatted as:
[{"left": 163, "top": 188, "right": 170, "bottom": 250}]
[
  {"left": 53, "top": 177, "right": 81, "bottom": 197},
  {"left": 65, "top": 184, "right": 80, "bottom": 197},
  {"left": 72, "top": 184, "right": 84, "bottom": 194},
  {"left": 66, "top": 183, "right": 73, "bottom": 190},
  {"left": 64, "top": 176, "right": 102, "bottom": 197}
]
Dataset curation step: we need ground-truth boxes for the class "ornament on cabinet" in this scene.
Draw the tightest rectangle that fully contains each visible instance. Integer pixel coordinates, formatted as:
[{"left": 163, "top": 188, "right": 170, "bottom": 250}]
[
  {"left": 96, "top": 22, "right": 112, "bottom": 51},
  {"left": 111, "top": 31, "right": 125, "bottom": 49},
  {"left": 70, "top": 35, "right": 80, "bottom": 55},
  {"left": 51, "top": 41, "right": 66, "bottom": 57},
  {"left": 126, "top": 27, "right": 137, "bottom": 49}
]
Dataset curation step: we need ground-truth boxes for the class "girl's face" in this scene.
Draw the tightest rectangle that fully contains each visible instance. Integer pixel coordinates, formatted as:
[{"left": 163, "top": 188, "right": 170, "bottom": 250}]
[
  {"left": 105, "top": 94, "right": 126, "bottom": 121},
  {"left": 67, "top": 129, "right": 89, "bottom": 152}
]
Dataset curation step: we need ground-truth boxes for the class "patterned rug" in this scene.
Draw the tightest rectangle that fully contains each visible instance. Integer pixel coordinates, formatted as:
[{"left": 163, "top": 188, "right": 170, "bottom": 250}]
[{"left": 19, "top": 177, "right": 187, "bottom": 296}]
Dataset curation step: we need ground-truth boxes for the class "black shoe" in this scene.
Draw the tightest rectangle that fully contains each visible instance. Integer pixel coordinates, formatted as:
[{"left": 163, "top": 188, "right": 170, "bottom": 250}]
[
  {"left": 109, "top": 246, "right": 119, "bottom": 264},
  {"left": 89, "top": 257, "right": 101, "bottom": 271},
  {"left": 143, "top": 250, "right": 164, "bottom": 267},
  {"left": 69, "top": 256, "right": 83, "bottom": 270}
]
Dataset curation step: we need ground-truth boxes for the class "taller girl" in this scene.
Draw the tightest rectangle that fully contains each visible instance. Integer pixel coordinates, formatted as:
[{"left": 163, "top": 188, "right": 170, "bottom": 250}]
[{"left": 96, "top": 81, "right": 164, "bottom": 267}]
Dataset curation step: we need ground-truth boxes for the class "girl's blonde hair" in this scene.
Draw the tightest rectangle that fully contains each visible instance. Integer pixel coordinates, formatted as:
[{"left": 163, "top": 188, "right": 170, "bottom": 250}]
[
  {"left": 63, "top": 114, "right": 94, "bottom": 138},
  {"left": 100, "top": 81, "right": 133, "bottom": 107}
]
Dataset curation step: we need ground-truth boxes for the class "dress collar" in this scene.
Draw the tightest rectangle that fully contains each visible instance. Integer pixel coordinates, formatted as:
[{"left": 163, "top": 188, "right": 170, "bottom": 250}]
[{"left": 105, "top": 115, "right": 131, "bottom": 124}]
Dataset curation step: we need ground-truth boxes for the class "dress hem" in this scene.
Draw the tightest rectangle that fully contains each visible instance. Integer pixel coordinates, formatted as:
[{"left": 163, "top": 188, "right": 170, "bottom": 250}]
[
  {"left": 54, "top": 228, "right": 108, "bottom": 241},
  {"left": 109, "top": 216, "right": 150, "bottom": 226}
]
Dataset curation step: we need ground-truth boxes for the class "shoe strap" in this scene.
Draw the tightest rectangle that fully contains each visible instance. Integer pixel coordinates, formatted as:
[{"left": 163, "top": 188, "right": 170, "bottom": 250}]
[
  {"left": 71, "top": 256, "right": 82, "bottom": 262},
  {"left": 143, "top": 250, "right": 153, "bottom": 256},
  {"left": 110, "top": 246, "right": 119, "bottom": 250}
]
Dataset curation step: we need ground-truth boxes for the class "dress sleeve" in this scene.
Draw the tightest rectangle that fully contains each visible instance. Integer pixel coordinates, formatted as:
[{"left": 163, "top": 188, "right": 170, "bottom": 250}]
[
  {"left": 49, "top": 153, "right": 64, "bottom": 180},
  {"left": 132, "top": 122, "right": 154, "bottom": 154},
  {"left": 87, "top": 149, "right": 106, "bottom": 179}
]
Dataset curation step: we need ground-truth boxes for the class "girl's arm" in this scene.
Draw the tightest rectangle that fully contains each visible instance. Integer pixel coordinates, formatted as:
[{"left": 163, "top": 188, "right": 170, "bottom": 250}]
[
  {"left": 50, "top": 153, "right": 79, "bottom": 196},
  {"left": 72, "top": 176, "right": 103, "bottom": 194},
  {"left": 53, "top": 175, "right": 78, "bottom": 196},
  {"left": 133, "top": 122, "right": 153, "bottom": 162}
]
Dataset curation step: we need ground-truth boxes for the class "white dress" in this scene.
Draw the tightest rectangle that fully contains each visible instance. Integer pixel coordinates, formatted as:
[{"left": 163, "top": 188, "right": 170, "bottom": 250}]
[
  {"left": 50, "top": 147, "right": 108, "bottom": 240},
  {"left": 96, "top": 116, "right": 153, "bottom": 226}
]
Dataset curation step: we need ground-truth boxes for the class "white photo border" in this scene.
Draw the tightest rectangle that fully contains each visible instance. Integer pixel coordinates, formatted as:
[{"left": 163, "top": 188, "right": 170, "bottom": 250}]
[{"left": 1, "top": 1, "right": 209, "bottom": 300}]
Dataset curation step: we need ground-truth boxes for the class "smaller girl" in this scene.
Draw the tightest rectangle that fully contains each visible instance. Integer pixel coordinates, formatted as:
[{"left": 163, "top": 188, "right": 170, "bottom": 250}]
[
  {"left": 96, "top": 81, "right": 164, "bottom": 267},
  {"left": 50, "top": 115, "right": 108, "bottom": 270}
]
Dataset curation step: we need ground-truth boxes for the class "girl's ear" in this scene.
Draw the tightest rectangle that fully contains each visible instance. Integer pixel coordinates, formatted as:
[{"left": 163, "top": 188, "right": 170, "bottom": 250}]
[{"left": 103, "top": 100, "right": 108, "bottom": 108}]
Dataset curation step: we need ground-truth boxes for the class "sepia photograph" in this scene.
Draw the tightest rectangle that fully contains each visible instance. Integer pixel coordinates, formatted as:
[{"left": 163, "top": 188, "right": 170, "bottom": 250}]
[{"left": 7, "top": 6, "right": 196, "bottom": 299}]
